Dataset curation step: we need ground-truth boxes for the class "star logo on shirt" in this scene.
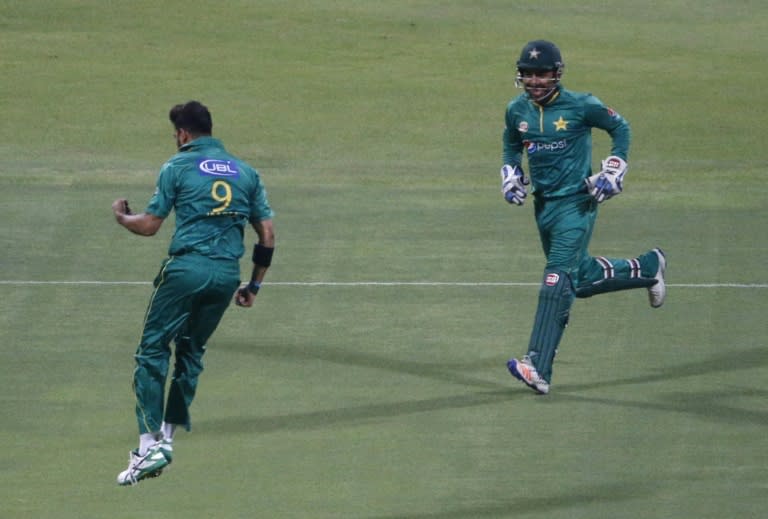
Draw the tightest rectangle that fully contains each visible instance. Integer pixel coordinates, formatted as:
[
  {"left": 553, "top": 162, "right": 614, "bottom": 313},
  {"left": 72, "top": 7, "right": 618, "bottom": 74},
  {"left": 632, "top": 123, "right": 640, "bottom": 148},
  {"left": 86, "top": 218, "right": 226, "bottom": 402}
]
[
  {"left": 553, "top": 116, "right": 568, "bottom": 131},
  {"left": 529, "top": 48, "right": 541, "bottom": 60}
]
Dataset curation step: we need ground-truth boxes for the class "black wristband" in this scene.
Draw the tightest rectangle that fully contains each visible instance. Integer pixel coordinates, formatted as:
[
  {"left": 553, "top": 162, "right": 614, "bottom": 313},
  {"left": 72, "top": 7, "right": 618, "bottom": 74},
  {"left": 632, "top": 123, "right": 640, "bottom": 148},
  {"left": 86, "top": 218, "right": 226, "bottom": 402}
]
[
  {"left": 252, "top": 243, "right": 274, "bottom": 267},
  {"left": 246, "top": 280, "right": 261, "bottom": 294}
]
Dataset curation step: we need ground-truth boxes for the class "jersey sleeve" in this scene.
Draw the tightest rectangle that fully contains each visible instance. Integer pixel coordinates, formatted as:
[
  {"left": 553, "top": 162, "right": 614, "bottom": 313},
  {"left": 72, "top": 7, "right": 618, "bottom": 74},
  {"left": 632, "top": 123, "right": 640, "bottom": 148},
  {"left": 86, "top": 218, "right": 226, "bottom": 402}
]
[
  {"left": 145, "top": 162, "right": 176, "bottom": 218},
  {"left": 583, "top": 95, "right": 631, "bottom": 160},
  {"left": 502, "top": 102, "right": 524, "bottom": 167},
  {"left": 248, "top": 169, "right": 274, "bottom": 223}
]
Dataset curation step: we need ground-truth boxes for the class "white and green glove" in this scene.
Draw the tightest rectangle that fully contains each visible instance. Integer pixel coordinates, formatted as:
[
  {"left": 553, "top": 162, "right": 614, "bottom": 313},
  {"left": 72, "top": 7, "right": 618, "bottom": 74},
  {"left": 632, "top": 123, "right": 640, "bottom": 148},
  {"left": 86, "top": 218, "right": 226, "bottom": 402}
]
[
  {"left": 585, "top": 156, "right": 628, "bottom": 203},
  {"left": 501, "top": 164, "right": 529, "bottom": 206}
]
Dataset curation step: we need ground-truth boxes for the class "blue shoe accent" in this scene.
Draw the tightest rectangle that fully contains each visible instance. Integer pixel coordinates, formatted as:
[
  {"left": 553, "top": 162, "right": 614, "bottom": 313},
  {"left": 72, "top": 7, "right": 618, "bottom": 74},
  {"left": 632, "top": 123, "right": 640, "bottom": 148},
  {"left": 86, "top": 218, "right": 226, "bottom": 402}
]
[{"left": 507, "top": 356, "right": 550, "bottom": 395}]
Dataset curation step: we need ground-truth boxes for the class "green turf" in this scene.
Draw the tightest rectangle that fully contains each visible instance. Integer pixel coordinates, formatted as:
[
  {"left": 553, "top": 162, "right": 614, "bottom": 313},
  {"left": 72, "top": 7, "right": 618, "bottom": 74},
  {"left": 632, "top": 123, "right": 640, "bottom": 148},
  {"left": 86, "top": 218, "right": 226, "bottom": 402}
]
[{"left": 1, "top": 1, "right": 766, "bottom": 518}]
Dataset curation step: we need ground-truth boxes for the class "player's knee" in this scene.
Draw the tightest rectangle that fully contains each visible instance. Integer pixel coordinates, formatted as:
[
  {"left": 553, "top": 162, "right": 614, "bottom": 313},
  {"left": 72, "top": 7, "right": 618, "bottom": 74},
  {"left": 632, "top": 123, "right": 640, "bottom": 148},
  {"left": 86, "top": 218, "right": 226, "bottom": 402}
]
[
  {"left": 539, "top": 269, "right": 574, "bottom": 294},
  {"left": 538, "top": 269, "right": 575, "bottom": 326}
]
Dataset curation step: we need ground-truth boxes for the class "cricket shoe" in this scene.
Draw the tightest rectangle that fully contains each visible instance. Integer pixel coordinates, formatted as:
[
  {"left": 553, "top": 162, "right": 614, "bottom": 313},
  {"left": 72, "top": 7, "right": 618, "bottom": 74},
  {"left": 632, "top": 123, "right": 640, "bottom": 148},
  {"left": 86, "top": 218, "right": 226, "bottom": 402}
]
[
  {"left": 116, "top": 443, "right": 169, "bottom": 486},
  {"left": 648, "top": 248, "right": 666, "bottom": 308},
  {"left": 158, "top": 438, "right": 173, "bottom": 465},
  {"left": 507, "top": 355, "right": 550, "bottom": 395}
]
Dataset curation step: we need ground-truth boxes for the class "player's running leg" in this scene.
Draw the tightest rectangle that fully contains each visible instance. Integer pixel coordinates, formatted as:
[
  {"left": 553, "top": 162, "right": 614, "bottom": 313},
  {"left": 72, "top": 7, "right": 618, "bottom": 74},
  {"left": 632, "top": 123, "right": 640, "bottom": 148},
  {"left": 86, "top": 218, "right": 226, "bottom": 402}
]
[
  {"left": 574, "top": 248, "right": 667, "bottom": 307},
  {"left": 116, "top": 442, "right": 169, "bottom": 486},
  {"left": 508, "top": 268, "right": 575, "bottom": 393}
]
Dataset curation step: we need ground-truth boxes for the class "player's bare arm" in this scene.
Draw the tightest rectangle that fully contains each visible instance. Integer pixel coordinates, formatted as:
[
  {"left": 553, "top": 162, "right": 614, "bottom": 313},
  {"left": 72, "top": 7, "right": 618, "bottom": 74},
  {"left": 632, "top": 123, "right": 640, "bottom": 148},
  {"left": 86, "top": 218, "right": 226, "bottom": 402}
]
[
  {"left": 111, "top": 198, "right": 164, "bottom": 236},
  {"left": 235, "top": 218, "right": 275, "bottom": 308}
]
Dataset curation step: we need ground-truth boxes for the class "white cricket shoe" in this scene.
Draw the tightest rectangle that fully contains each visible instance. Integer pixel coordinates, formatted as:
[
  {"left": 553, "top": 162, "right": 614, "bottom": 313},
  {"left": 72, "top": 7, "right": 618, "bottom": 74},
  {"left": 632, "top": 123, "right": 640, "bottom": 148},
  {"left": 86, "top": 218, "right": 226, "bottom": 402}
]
[
  {"left": 648, "top": 248, "right": 667, "bottom": 308},
  {"left": 158, "top": 438, "right": 173, "bottom": 464},
  {"left": 507, "top": 355, "right": 550, "bottom": 395},
  {"left": 116, "top": 443, "right": 169, "bottom": 486}
]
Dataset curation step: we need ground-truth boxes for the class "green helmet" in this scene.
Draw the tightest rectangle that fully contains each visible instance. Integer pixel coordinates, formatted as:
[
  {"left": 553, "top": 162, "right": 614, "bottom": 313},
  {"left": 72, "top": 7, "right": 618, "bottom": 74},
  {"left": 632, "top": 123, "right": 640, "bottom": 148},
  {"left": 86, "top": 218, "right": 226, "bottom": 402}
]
[
  {"left": 515, "top": 40, "right": 564, "bottom": 101},
  {"left": 516, "top": 40, "right": 564, "bottom": 74}
]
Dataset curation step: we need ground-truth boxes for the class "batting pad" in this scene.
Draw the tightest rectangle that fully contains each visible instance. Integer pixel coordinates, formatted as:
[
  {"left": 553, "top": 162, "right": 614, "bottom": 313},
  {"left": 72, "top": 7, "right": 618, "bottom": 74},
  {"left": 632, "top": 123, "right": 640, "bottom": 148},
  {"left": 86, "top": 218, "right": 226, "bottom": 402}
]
[
  {"left": 574, "top": 254, "right": 658, "bottom": 299},
  {"left": 526, "top": 269, "right": 575, "bottom": 383}
]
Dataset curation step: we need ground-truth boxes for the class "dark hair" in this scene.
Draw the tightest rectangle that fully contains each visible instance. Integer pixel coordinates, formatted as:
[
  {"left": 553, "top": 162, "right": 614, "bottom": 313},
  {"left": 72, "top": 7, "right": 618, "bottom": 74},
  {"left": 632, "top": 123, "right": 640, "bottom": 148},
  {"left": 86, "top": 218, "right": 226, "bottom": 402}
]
[{"left": 169, "top": 101, "right": 213, "bottom": 135}]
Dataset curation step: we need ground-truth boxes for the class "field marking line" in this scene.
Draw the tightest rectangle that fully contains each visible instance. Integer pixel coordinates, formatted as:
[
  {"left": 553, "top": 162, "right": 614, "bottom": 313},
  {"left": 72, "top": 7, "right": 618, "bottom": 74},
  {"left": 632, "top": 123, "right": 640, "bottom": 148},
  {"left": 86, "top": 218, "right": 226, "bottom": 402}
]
[{"left": 0, "top": 280, "right": 766, "bottom": 288}]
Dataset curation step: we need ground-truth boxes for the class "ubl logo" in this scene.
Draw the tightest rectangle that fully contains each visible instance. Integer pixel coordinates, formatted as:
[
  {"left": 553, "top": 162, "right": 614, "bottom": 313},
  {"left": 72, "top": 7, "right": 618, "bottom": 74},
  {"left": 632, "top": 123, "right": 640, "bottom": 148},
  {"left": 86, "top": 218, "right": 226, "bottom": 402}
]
[{"left": 198, "top": 159, "right": 239, "bottom": 177}]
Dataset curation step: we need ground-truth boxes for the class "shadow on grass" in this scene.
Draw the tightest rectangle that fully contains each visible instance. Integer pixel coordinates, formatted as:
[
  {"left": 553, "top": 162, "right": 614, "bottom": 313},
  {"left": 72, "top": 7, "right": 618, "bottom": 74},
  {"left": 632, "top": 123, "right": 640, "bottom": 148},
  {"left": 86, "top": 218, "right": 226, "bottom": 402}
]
[
  {"left": 559, "top": 386, "right": 768, "bottom": 427},
  {"left": 222, "top": 338, "right": 508, "bottom": 391},
  {"left": 200, "top": 389, "right": 513, "bottom": 435},
  {"left": 365, "top": 480, "right": 658, "bottom": 519},
  {"left": 554, "top": 346, "right": 768, "bottom": 426},
  {"left": 209, "top": 342, "right": 767, "bottom": 434},
  {"left": 559, "top": 346, "right": 768, "bottom": 394}
]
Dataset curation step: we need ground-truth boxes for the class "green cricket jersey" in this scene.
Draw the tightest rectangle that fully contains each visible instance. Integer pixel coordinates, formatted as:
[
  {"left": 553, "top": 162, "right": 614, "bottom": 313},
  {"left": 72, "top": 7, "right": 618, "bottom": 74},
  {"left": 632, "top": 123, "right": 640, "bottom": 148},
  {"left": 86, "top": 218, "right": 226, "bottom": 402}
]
[
  {"left": 502, "top": 86, "right": 630, "bottom": 198},
  {"left": 146, "top": 136, "right": 274, "bottom": 260}
]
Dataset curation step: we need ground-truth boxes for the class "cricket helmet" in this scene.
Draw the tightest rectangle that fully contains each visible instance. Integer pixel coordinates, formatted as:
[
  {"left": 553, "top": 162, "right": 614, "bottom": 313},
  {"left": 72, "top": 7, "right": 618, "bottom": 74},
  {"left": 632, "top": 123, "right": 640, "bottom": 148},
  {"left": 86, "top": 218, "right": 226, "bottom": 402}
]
[
  {"left": 515, "top": 40, "right": 564, "bottom": 99},
  {"left": 516, "top": 40, "right": 564, "bottom": 74}
]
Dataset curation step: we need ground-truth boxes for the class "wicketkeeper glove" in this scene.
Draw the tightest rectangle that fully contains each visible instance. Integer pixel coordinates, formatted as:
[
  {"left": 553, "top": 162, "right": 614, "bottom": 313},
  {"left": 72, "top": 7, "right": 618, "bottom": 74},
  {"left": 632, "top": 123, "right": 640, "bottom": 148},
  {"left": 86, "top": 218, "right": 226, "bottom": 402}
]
[
  {"left": 585, "top": 155, "right": 628, "bottom": 203},
  {"left": 500, "top": 164, "right": 529, "bottom": 205}
]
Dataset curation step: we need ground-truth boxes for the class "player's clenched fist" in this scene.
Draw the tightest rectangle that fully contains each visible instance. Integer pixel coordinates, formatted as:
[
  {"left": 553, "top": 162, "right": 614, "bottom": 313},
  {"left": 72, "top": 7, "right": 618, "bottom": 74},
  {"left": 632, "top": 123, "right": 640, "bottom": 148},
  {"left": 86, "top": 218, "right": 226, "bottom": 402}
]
[{"left": 112, "top": 198, "right": 132, "bottom": 216}]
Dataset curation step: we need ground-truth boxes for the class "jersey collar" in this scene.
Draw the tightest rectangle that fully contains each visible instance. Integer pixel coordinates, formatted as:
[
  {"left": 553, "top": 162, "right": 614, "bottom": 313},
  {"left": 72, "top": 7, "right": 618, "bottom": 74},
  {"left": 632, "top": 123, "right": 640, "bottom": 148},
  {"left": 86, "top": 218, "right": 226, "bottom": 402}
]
[{"left": 179, "top": 136, "right": 223, "bottom": 152}]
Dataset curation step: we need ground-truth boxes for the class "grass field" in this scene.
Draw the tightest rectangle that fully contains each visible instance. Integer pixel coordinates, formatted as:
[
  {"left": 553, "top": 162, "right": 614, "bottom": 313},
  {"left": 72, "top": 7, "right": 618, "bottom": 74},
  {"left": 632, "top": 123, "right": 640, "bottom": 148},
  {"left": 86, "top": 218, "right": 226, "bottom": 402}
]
[{"left": 1, "top": 1, "right": 767, "bottom": 518}]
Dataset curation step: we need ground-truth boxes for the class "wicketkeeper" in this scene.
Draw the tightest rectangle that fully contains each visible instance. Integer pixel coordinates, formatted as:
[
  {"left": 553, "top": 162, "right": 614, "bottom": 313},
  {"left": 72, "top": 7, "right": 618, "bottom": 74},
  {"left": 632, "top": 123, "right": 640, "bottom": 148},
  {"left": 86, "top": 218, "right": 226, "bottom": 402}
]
[{"left": 500, "top": 40, "right": 666, "bottom": 395}]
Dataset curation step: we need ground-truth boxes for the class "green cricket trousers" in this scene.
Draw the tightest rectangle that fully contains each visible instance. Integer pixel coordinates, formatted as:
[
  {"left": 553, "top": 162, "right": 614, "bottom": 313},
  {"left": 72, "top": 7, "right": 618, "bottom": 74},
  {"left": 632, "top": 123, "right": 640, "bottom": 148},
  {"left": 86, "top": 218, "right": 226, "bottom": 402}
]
[
  {"left": 527, "top": 193, "right": 659, "bottom": 381},
  {"left": 133, "top": 253, "right": 240, "bottom": 434}
]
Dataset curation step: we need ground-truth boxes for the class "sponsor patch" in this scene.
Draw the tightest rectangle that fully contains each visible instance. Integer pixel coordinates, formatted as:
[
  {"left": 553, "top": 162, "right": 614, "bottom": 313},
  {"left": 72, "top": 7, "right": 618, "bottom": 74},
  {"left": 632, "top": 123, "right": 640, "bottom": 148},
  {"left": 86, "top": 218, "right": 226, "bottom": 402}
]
[
  {"left": 197, "top": 158, "right": 240, "bottom": 177},
  {"left": 545, "top": 273, "right": 560, "bottom": 286},
  {"left": 517, "top": 121, "right": 529, "bottom": 133},
  {"left": 525, "top": 139, "right": 568, "bottom": 155}
]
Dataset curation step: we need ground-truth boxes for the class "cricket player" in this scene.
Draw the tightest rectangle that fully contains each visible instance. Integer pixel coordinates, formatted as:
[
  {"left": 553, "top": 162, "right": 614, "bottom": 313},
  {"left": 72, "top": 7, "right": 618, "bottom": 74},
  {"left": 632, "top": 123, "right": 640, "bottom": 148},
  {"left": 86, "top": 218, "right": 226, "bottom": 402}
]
[
  {"left": 500, "top": 40, "right": 666, "bottom": 395},
  {"left": 111, "top": 101, "right": 275, "bottom": 484}
]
